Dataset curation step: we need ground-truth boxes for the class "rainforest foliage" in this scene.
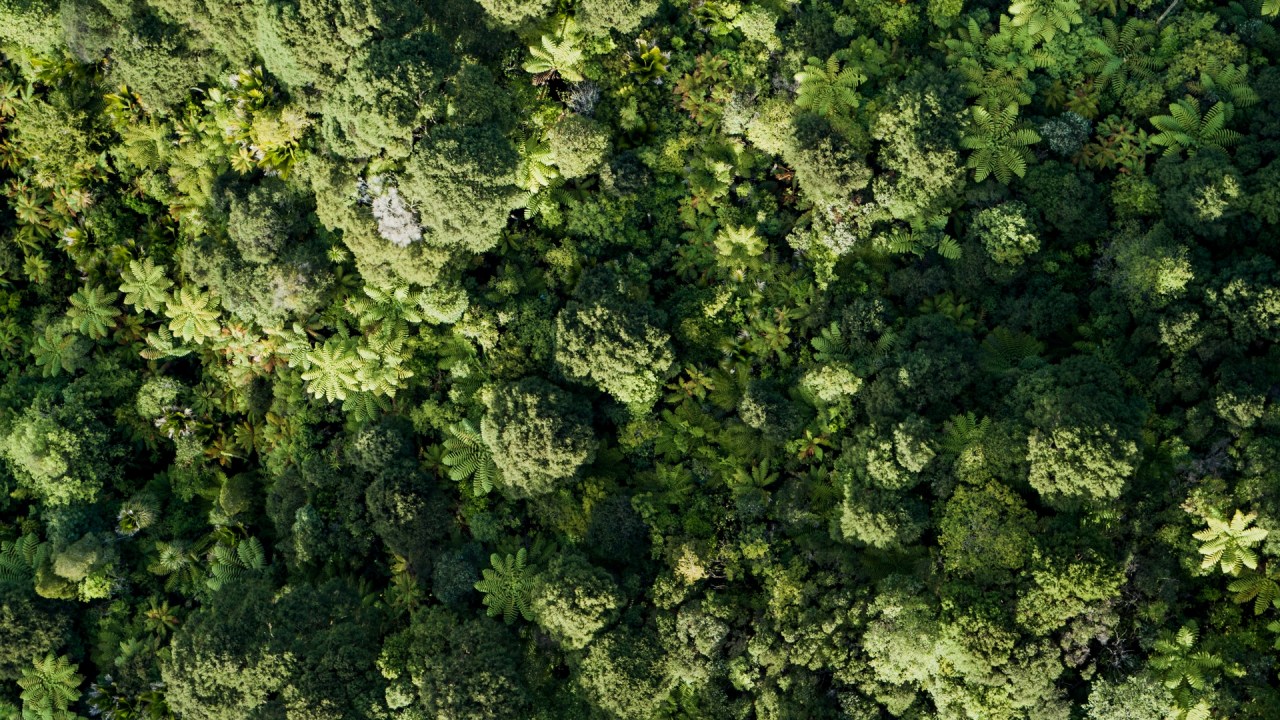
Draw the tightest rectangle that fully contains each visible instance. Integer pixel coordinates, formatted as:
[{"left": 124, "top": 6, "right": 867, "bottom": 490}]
[{"left": 0, "top": 0, "right": 1279, "bottom": 717}]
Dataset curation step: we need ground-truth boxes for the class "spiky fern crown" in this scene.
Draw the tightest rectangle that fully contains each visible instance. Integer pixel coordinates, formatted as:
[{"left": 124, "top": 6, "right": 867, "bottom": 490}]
[
  {"left": 18, "top": 653, "right": 82, "bottom": 720},
  {"left": 475, "top": 548, "right": 533, "bottom": 624},
  {"left": 31, "top": 324, "right": 80, "bottom": 377},
  {"left": 119, "top": 257, "right": 172, "bottom": 314},
  {"left": 207, "top": 536, "right": 266, "bottom": 591},
  {"left": 1149, "top": 97, "right": 1242, "bottom": 157},
  {"left": 164, "top": 286, "right": 221, "bottom": 344},
  {"left": 795, "top": 55, "right": 865, "bottom": 118},
  {"left": 1227, "top": 567, "right": 1280, "bottom": 615},
  {"left": 442, "top": 419, "right": 499, "bottom": 495},
  {"left": 67, "top": 284, "right": 121, "bottom": 340},
  {"left": 979, "top": 327, "right": 1045, "bottom": 374},
  {"left": 1194, "top": 509, "right": 1268, "bottom": 575},
  {"left": 961, "top": 104, "right": 1041, "bottom": 183},
  {"left": 524, "top": 34, "right": 585, "bottom": 82},
  {"left": 1087, "top": 18, "right": 1159, "bottom": 96},
  {"left": 301, "top": 337, "right": 360, "bottom": 402},
  {"left": 1008, "top": 0, "right": 1083, "bottom": 43},
  {"left": 0, "top": 533, "right": 45, "bottom": 581}
]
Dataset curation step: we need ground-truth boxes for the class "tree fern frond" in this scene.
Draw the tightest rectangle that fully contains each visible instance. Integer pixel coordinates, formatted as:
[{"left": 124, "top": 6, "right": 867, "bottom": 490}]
[
  {"left": 980, "top": 327, "right": 1044, "bottom": 373},
  {"left": 1194, "top": 509, "right": 1267, "bottom": 575},
  {"left": 119, "top": 257, "right": 172, "bottom": 314},
  {"left": 474, "top": 548, "right": 533, "bottom": 624},
  {"left": 442, "top": 420, "right": 499, "bottom": 495},
  {"left": 1227, "top": 570, "right": 1280, "bottom": 615},
  {"left": 67, "top": 284, "right": 121, "bottom": 340}
]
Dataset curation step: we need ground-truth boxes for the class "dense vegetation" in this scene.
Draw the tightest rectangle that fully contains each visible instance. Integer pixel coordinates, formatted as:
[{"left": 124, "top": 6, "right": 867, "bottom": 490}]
[{"left": 0, "top": 0, "right": 1278, "bottom": 716}]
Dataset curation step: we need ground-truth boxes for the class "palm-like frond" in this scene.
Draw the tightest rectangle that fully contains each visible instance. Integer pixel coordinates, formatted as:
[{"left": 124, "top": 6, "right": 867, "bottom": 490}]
[
  {"left": 795, "top": 55, "right": 865, "bottom": 118},
  {"left": 1227, "top": 568, "right": 1280, "bottom": 615},
  {"left": 349, "top": 284, "right": 425, "bottom": 327},
  {"left": 1087, "top": 19, "right": 1159, "bottom": 97},
  {"left": 116, "top": 497, "right": 158, "bottom": 537},
  {"left": 302, "top": 337, "right": 361, "bottom": 402},
  {"left": 355, "top": 324, "right": 413, "bottom": 398},
  {"left": 979, "top": 327, "right": 1045, "bottom": 374},
  {"left": 31, "top": 324, "right": 81, "bottom": 377},
  {"left": 1008, "top": 0, "right": 1083, "bottom": 43},
  {"left": 149, "top": 540, "right": 204, "bottom": 594},
  {"left": 1194, "top": 509, "right": 1268, "bottom": 575},
  {"left": 524, "top": 35, "right": 585, "bottom": 82},
  {"left": 1198, "top": 64, "right": 1258, "bottom": 108},
  {"left": 961, "top": 104, "right": 1040, "bottom": 183},
  {"left": 165, "top": 286, "right": 221, "bottom": 343},
  {"left": 67, "top": 284, "right": 121, "bottom": 340},
  {"left": 474, "top": 548, "right": 533, "bottom": 624},
  {"left": 942, "top": 412, "right": 992, "bottom": 454},
  {"left": 516, "top": 137, "right": 559, "bottom": 193},
  {"left": 1151, "top": 623, "right": 1223, "bottom": 693},
  {"left": 207, "top": 536, "right": 267, "bottom": 591},
  {"left": 442, "top": 420, "right": 499, "bottom": 495},
  {"left": 117, "top": 121, "right": 172, "bottom": 170},
  {"left": 1150, "top": 97, "right": 1242, "bottom": 157},
  {"left": 119, "top": 257, "right": 172, "bottom": 314},
  {"left": 0, "top": 534, "right": 44, "bottom": 580},
  {"left": 810, "top": 322, "right": 849, "bottom": 363},
  {"left": 18, "top": 653, "right": 82, "bottom": 720},
  {"left": 140, "top": 326, "right": 195, "bottom": 360},
  {"left": 956, "top": 59, "right": 1035, "bottom": 109}
]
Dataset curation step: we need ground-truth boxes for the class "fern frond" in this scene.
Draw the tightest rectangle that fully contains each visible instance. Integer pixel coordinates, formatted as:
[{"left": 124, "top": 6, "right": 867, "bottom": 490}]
[
  {"left": 474, "top": 548, "right": 533, "bottom": 624},
  {"left": 442, "top": 420, "right": 498, "bottom": 495},
  {"left": 979, "top": 327, "right": 1044, "bottom": 373},
  {"left": 1227, "top": 570, "right": 1280, "bottom": 615}
]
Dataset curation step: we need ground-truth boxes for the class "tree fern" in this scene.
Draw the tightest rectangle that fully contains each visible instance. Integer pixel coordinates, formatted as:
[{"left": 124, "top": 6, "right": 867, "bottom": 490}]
[
  {"left": 66, "top": 284, "right": 121, "bottom": 340},
  {"left": 342, "top": 390, "right": 390, "bottom": 423},
  {"left": 955, "top": 58, "right": 1035, "bottom": 110},
  {"left": 0, "top": 533, "right": 45, "bottom": 581},
  {"left": 794, "top": 54, "right": 865, "bottom": 118},
  {"left": 524, "top": 34, "right": 585, "bottom": 82},
  {"left": 116, "top": 497, "right": 159, "bottom": 537},
  {"left": 474, "top": 548, "right": 533, "bottom": 624},
  {"left": 1198, "top": 64, "right": 1259, "bottom": 108},
  {"left": 1170, "top": 699, "right": 1214, "bottom": 720},
  {"left": 516, "top": 136, "right": 559, "bottom": 193},
  {"left": 1195, "top": 509, "right": 1268, "bottom": 575},
  {"left": 1008, "top": 0, "right": 1083, "bottom": 43},
  {"left": 979, "top": 327, "right": 1045, "bottom": 374},
  {"left": 1227, "top": 567, "right": 1280, "bottom": 615},
  {"left": 810, "top": 322, "right": 849, "bottom": 363},
  {"left": 31, "top": 324, "right": 83, "bottom": 377},
  {"left": 149, "top": 540, "right": 205, "bottom": 594},
  {"left": 1149, "top": 97, "right": 1242, "bottom": 157},
  {"left": 140, "top": 326, "right": 195, "bottom": 360},
  {"left": 442, "top": 420, "right": 499, "bottom": 495},
  {"left": 879, "top": 223, "right": 962, "bottom": 260},
  {"left": 301, "top": 337, "right": 361, "bottom": 402},
  {"left": 119, "top": 257, "right": 172, "bottom": 314},
  {"left": 18, "top": 653, "right": 82, "bottom": 720},
  {"left": 207, "top": 536, "right": 267, "bottom": 591},
  {"left": 349, "top": 284, "right": 424, "bottom": 327},
  {"left": 1086, "top": 18, "right": 1159, "bottom": 97},
  {"left": 165, "top": 286, "right": 221, "bottom": 343},
  {"left": 117, "top": 121, "right": 171, "bottom": 170},
  {"left": 1151, "top": 623, "right": 1222, "bottom": 691},
  {"left": 961, "top": 104, "right": 1041, "bottom": 183},
  {"left": 355, "top": 325, "right": 414, "bottom": 398},
  {"left": 942, "top": 412, "right": 992, "bottom": 454}
]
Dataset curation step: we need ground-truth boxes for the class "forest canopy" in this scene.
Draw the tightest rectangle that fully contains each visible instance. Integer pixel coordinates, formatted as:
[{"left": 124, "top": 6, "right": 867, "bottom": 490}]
[{"left": 0, "top": 0, "right": 1279, "bottom": 718}]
